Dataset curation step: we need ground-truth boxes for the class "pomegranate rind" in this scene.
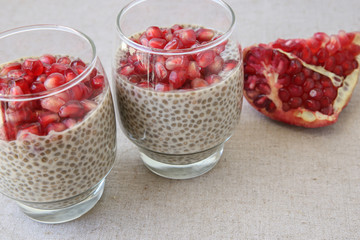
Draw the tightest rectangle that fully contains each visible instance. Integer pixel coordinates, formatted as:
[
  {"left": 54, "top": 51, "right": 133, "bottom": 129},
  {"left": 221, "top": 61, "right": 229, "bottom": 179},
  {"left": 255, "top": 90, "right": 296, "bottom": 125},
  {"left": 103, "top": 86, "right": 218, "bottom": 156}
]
[{"left": 243, "top": 32, "right": 360, "bottom": 128}]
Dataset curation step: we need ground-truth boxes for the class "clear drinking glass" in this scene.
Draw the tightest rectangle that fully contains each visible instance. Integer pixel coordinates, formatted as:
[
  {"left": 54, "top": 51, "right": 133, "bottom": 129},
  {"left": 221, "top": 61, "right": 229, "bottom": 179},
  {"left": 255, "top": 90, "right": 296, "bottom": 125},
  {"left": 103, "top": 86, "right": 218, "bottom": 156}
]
[
  {"left": 0, "top": 25, "right": 117, "bottom": 223},
  {"left": 113, "top": 0, "right": 243, "bottom": 179}
]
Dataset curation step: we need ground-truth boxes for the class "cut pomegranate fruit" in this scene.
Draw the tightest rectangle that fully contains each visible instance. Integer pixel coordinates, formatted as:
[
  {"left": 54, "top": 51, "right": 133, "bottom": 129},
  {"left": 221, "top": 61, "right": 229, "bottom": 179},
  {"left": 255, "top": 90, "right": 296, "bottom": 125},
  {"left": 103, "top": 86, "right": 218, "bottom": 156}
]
[{"left": 243, "top": 31, "right": 360, "bottom": 127}]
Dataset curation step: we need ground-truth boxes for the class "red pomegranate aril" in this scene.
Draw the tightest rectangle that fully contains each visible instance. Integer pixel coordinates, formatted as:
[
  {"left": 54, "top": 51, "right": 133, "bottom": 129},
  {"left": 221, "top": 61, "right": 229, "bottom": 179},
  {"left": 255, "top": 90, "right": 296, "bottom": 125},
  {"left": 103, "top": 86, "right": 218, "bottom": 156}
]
[
  {"left": 69, "top": 84, "right": 85, "bottom": 100},
  {"left": 8, "top": 69, "right": 25, "bottom": 79},
  {"left": 70, "top": 59, "right": 86, "bottom": 68},
  {"left": 57, "top": 56, "right": 71, "bottom": 65},
  {"left": 39, "top": 54, "right": 56, "bottom": 65},
  {"left": 171, "top": 24, "right": 183, "bottom": 33},
  {"left": 137, "top": 81, "right": 153, "bottom": 88},
  {"left": 17, "top": 122, "right": 42, "bottom": 138},
  {"left": 333, "top": 65, "right": 343, "bottom": 76},
  {"left": 46, "top": 122, "right": 67, "bottom": 133},
  {"left": 206, "top": 56, "right": 224, "bottom": 74},
  {"left": 155, "top": 62, "right": 168, "bottom": 80},
  {"left": 256, "top": 83, "right": 271, "bottom": 95},
  {"left": 323, "top": 87, "right": 337, "bottom": 100},
  {"left": 196, "top": 28, "right": 215, "bottom": 42},
  {"left": 253, "top": 95, "right": 270, "bottom": 108},
  {"left": 169, "top": 70, "right": 187, "bottom": 89},
  {"left": 316, "top": 48, "right": 329, "bottom": 64},
  {"left": 324, "top": 56, "right": 336, "bottom": 71},
  {"left": 320, "top": 96, "right": 331, "bottom": 107},
  {"left": 129, "top": 75, "right": 141, "bottom": 84},
  {"left": 134, "top": 61, "right": 149, "bottom": 74},
  {"left": 145, "top": 26, "right": 164, "bottom": 39},
  {"left": 44, "top": 73, "right": 66, "bottom": 90},
  {"left": 287, "top": 84, "right": 303, "bottom": 97},
  {"left": 178, "top": 29, "right": 196, "bottom": 47},
  {"left": 81, "top": 99, "right": 98, "bottom": 113},
  {"left": 46, "top": 63, "right": 68, "bottom": 75},
  {"left": 1, "top": 62, "right": 22, "bottom": 76},
  {"left": 22, "top": 59, "right": 44, "bottom": 76},
  {"left": 287, "top": 59, "right": 302, "bottom": 74},
  {"left": 244, "top": 65, "right": 256, "bottom": 75},
  {"left": 164, "top": 38, "right": 180, "bottom": 50},
  {"left": 165, "top": 33, "right": 173, "bottom": 42},
  {"left": 91, "top": 75, "right": 105, "bottom": 89},
  {"left": 326, "top": 36, "right": 341, "bottom": 55},
  {"left": 6, "top": 108, "right": 36, "bottom": 124},
  {"left": 304, "top": 99, "right": 321, "bottom": 111},
  {"left": 154, "top": 83, "right": 172, "bottom": 92},
  {"left": 140, "top": 37, "right": 149, "bottom": 46},
  {"left": 191, "top": 78, "right": 208, "bottom": 89},
  {"left": 277, "top": 74, "right": 291, "bottom": 86},
  {"left": 36, "top": 74, "right": 47, "bottom": 83},
  {"left": 320, "top": 106, "right": 334, "bottom": 115},
  {"left": 309, "top": 88, "right": 323, "bottom": 100},
  {"left": 196, "top": 50, "right": 215, "bottom": 68},
  {"left": 59, "top": 100, "right": 85, "bottom": 118},
  {"left": 334, "top": 52, "right": 346, "bottom": 64},
  {"left": 55, "top": 91, "right": 71, "bottom": 102},
  {"left": 62, "top": 118, "right": 77, "bottom": 128},
  {"left": 187, "top": 61, "right": 201, "bottom": 80},
  {"left": 165, "top": 56, "right": 189, "bottom": 70},
  {"left": 312, "top": 72, "right": 321, "bottom": 81},
  {"left": 64, "top": 68, "right": 78, "bottom": 82},
  {"left": 30, "top": 82, "right": 46, "bottom": 93},
  {"left": 288, "top": 97, "right": 302, "bottom": 109},
  {"left": 278, "top": 88, "right": 290, "bottom": 102},
  {"left": 41, "top": 96, "right": 65, "bottom": 113},
  {"left": 300, "top": 46, "right": 313, "bottom": 63},
  {"left": 293, "top": 72, "right": 305, "bottom": 85},
  {"left": 273, "top": 55, "right": 290, "bottom": 75},
  {"left": 38, "top": 112, "right": 60, "bottom": 128},
  {"left": 303, "top": 78, "right": 314, "bottom": 92},
  {"left": 223, "top": 60, "right": 238, "bottom": 71},
  {"left": 118, "top": 64, "right": 135, "bottom": 76},
  {"left": 9, "top": 86, "right": 24, "bottom": 96},
  {"left": 205, "top": 74, "right": 222, "bottom": 85},
  {"left": 302, "top": 68, "right": 312, "bottom": 77},
  {"left": 149, "top": 38, "right": 167, "bottom": 49}
]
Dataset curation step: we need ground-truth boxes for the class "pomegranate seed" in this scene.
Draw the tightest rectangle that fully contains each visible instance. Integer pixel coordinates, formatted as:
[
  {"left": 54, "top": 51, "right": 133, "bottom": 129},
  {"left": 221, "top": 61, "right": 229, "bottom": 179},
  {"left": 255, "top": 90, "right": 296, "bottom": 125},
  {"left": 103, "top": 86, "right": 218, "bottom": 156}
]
[
  {"left": 287, "top": 59, "right": 302, "bottom": 74},
  {"left": 205, "top": 74, "right": 222, "bottom": 85},
  {"left": 38, "top": 112, "right": 60, "bottom": 128},
  {"left": 302, "top": 68, "right": 312, "bottom": 77},
  {"left": 333, "top": 65, "right": 343, "bottom": 76},
  {"left": 164, "top": 38, "right": 180, "bottom": 50},
  {"left": 307, "top": 37, "right": 322, "bottom": 53},
  {"left": 178, "top": 29, "right": 196, "bottom": 47},
  {"left": 39, "top": 54, "right": 56, "bottom": 65},
  {"left": 266, "top": 101, "right": 276, "bottom": 113},
  {"left": 246, "top": 90, "right": 259, "bottom": 100},
  {"left": 9, "top": 86, "right": 24, "bottom": 96},
  {"left": 309, "top": 88, "right": 323, "bottom": 100},
  {"left": 73, "top": 65, "right": 86, "bottom": 75},
  {"left": 171, "top": 24, "right": 183, "bottom": 33},
  {"left": 323, "top": 87, "right": 337, "bottom": 100},
  {"left": 277, "top": 75, "right": 291, "bottom": 86},
  {"left": 145, "top": 26, "right": 163, "bottom": 39},
  {"left": 134, "top": 61, "right": 149, "bottom": 74},
  {"left": 191, "top": 78, "right": 208, "bottom": 89},
  {"left": 0, "top": 123, "right": 17, "bottom": 141},
  {"left": 312, "top": 72, "right": 321, "bottom": 81},
  {"left": 324, "top": 56, "right": 336, "bottom": 72},
  {"left": 30, "top": 81, "right": 46, "bottom": 93},
  {"left": 320, "top": 106, "right": 334, "bottom": 115},
  {"left": 245, "top": 75, "right": 259, "bottom": 90},
  {"left": 69, "top": 84, "right": 85, "bottom": 100},
  {"left": 22, "top": 59, "right": 44, "bottom": 76},
  {"left": 338, "top": 30, "right": 351, "bottom": 47},
  {"left": 41, "top": 96, "right": 65, "bottom": 112},
  {"left": 187, "top": 61, "right": 201, "bottom": 80},
  {"left": 300, "top": 46, "right": 312, "bottom": 63},
  {"left": 8, "top": 69, "right": 26, "bottom": 79},
  {"left": 81, "top": 99, "right": 97, "bottom": 112},
  {"left": 129, "top": 75, "right": 141, "bottom": 84},
  {"left": 169, "top": 70, "right": 187, "bottom": 89},
  {"left": 304, "top": 99, "right": 321, "bottom": 111},
  {"left": 1, "top": 62, "right": 22, "bottom": 76},
  {"left": 46, "top": 122, "right": 67, "bottom": 133},
  {"left": 148, "top": 38, "right": 167, "bottom": 49},
  {"left": 316, "top": 48, "right": 329, "bottom": 64},
  {"left": 325, "top": 36, "right": 341, "bottom": 56},
  {"left": 36, "top": 74, "right": 47, "bottom": 83},
  {"left": 165, "top": 56, "right": 189, "bottom": 70},
  {"left": 70, "top": 59, "right": 86, "bottom": 68},
  {"left": 165, "top": 33, "right": 173, "bottom": 42},
  {"left": 196, "top": 28, "right": 215, "bottom": 42},
  {"left": 59, "top": 100, "right": 85, "bottom": 118},
  {"left": 57, "top": 56, "right": 71, "bottom": 65},
  {"left": 137, "top": 81, "right": 153, "bottom": 88},
  {"left": 278, "top": 88, "right": 290, "bottom": 102},
  {"left": 206, "top": 56, "right": 224, "bottom": 74},
  {"left": 314, "top": 32, "right": 330, "bottom": 44},
  {"left": 320, "top": 96, "right": 331, "bottom": 108},
  {"left": 288, "top": 97, "right": 302, "bottom": 108},
  {"left": 17, "top": 123, "right": 42, "bottom": 138},
  {"left": 44, "top": 73, "right": 66, "bottom": 90},
  {"left": 320, "top": 77, "right": 332, "bottom": 88},
  {"left": 273, "top": 55, "right": 290, "bottom": 75},
  {"left": 6, "top": 108, "right": 36, "bottom": 124},
  {"left": 64, "top": 68, "right": 78, "bottom": 82},
  {"left": 244, "top": 65, "right": 256, "bottom": 75},
  {"left": 282, "top": 102, "right": 291, "bottom": 112},
  {"left": 11, "top": 79, "right": 31, "bottom": 94},
  {"left": 118, "top": 64, "right": 135, "bottom": 76},
  {"left": 287, "top": 84, "right": 303, "bottom": 97},
  {"left": 46, "top": 63, "right": 67, "bottom": 75},
  {"left": 155, "top": 62, "right": 168, "bottom": 80},
  {"left": 196, "top": 50, "right": 215, "bottom": 68},
  {"left": 293, "top": 72, "right": 305, "bottom": 85},
  {"left": 155, "top": 55, "right": 166, "bottom": 65},
  {"left": 303, "top": 78, "right": 315, "bottom": 92},
  {"left": 154, "top": 83, "right": 172, "bottom": 92},
  {"left": 62, "top": 118, "right": 77, "bottom": 128},
  {"left": 334, "top": 52, "right": 346, "bottom": 65},
  {"left": 140, "top": 37, "right": 149, "bottom": 46},
  {"left": 91, "top": 75, "right": 105, "bottom": 89},
  {"left": 256, "top": 83, "right": 271, "bottom": 95},
  {"left": 223, "top": 60, "right": 238, "bottom": 71},
  {"left": 253, "top": 96, "right": 270, "bottom": 108}
]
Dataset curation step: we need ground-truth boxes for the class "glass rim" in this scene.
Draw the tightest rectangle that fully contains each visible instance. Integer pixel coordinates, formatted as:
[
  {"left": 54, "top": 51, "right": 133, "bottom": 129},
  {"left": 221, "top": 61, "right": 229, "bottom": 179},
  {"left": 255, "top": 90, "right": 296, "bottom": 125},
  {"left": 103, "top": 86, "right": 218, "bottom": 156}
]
[
  {"left": 0, "top": 24, "right": 97, "bottom": 101},
  {"left": 116, "top": 0, "right": 236, "bottom": 56}
]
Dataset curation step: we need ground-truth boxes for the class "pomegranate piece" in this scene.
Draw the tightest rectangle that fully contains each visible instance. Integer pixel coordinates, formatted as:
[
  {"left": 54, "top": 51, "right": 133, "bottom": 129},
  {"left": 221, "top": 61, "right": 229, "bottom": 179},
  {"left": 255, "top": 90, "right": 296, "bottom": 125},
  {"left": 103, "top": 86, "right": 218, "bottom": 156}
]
[
  {"left": 57, "top": 56, "right": 71, "bottom": 65},
  {"left": 154, "top": 83, "right": 172, "bottom": 92},
  {"left": 177, "top": 29, "right": 197, "bottom": 47},
  {"left": 41, "top": 96, "right": 66, "bottom": 113},
  {"left": 1, "top": 62, "right": 22, "bottom": 76},
  {"left": 17, "top": 122, "right": 43, "bottom": 138},
  {"left": 44, "top": 73, "right": 66, "bottom": 89},
  {"left": 38, "top": 112, "right": 60, "bottom": 128},
  {"left": 243, "top": 30, "right": 360, "bottom": 128},
  {"left": 22, "top": 58, "right": 44, "bottom": 76},
  {"left": 165, "top": 56, "right": 189, "bottom": 71},
  {"left": 196, "top": 50, "right": 216, "bottom": 68},
  {"left": 58, "top": 100, "right": 85, "bottom": 118},
  {"left": 148, "top": 38, "right": 167, "bottom": 49},
  {"left": 46, "top": 122, "right": 67, "bottom": 134},
  {"left": 169, "top": 70, "right": 187, "bottom": 89},
  {"left": 45, "top": 63, "right": 68, "bottom": 75},
  {"left": 81, "top": 99, "right": 97, "bottom": 113},
  {"left": 91, "top": 75, "right": 105, "bottom": 89},
  {"left": 196, "top": 28, "right": 215, "bottom": 42},
  {"left": 145, "top": 26, "right": 164, "bottom": 39},
  {"left": 62, "top": 118, "right": 77, "bottom": 128},
  {"left": 191, "top": 78, "right": 208, "bottom": 89},
  {"left": 39, "top": 54, "right": 56, "bottom": 65}
]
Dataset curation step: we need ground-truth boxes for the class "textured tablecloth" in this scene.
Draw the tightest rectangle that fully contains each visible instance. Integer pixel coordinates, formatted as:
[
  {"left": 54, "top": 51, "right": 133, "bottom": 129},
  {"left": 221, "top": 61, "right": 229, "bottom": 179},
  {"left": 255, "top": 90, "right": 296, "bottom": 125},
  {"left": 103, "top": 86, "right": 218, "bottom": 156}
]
[{"left": 0, "top": 0, "right": 359, "bottom": 239}]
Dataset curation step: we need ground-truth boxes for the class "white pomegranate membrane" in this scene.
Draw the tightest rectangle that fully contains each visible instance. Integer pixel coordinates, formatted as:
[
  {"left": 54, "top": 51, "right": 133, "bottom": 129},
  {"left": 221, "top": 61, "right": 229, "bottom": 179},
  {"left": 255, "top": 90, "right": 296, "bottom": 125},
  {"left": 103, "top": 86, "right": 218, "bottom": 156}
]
[
  {"left": 115, "top": 25, "right": 242, "bottom": 163},
  {"left": 0, "top": 55, "right": 116, "bottom": 203}
]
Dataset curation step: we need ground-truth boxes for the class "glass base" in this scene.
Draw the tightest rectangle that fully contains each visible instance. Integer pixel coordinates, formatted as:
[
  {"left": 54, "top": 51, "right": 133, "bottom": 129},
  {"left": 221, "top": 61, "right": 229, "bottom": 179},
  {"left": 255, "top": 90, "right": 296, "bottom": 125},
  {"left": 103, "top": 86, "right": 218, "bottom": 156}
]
[
  {"left": 139, "top": 144, "right": 224, "bottom": 179},
  {"left": 16, "top": 179, "right": 105, "bottom": 224}
]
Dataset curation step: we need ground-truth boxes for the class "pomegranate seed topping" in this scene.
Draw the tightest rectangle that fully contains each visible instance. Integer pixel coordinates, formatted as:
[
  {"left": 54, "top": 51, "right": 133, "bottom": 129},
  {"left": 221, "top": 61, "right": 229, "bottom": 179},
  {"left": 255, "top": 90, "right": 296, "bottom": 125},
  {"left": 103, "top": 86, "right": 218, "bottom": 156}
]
[
  {"left": 256, "top": 83, "right": 271, "bottom": 95},
  {"left": 38, "top": 112, "right": 60, "bottom": 128},
  {"left": 169, "top": 70, "right": 187, "bottom": 89},
  {"left": 171, "top": 24, "right": 183, "bottom": 33},
  {"left": 307, "top": 37, "right": 322, "bottom": 53},
  {"left": 206, "top": 56, "right": 224, "bottom": 74},
  {"left": 154, "top": 83, "right": 171, "bottom": 92},
  {"left": 333, "top": 65, "right": 343, "bottom": 76},
  {"left": 46, "top": 122, "right": 67, "bottom": 133},
  {"left": 62, "top": 118, "right": 77, "bottom": 128},
  {"left": 187, "top": 61, "right": 201, "bottom": 80},
  {"left": 91, "top": 75, "right": 105, "bottom": 89},
  {"left": 145, "top": 26, "right": 164, "bottom": 39},
  {"left": 134, "top": 61, "right": 149, "bottom": 74},
  {"left": 155, "top": 62, "right": 168, "bottom": 80},
  {"left": 196, "top": 28, "right": 215, "bottom": 42},
  {"left": 55, "top": 91, "right": 71, "bottom": 102},
  {"left": 10, "top": 79, "right": 31, "bottom": 94},
  {"left": 0, "top": 62, "right": 21, "bottom": 76},
  {"left": 30, "top": 82, "right": 46, "bottom": 93},
  {"left": 165, "top": 33, "right": 174, "bottom": 42},
  {"left": 8, "top": 69, "right": 25, "bottom": 79},
  {"left": 57, "top": 56, "right": 71, "bottom": 65},
  {"left": 205, "top": 74, "right": 222, "bottom": 85},
  {"left": 253, "top": 96, "right": 270, "bottom": 108},
  {"left": 118, "top": 64, "right": 135, "bottom": 76},
  {"left": 17, "top": 122, "right": 42, "bottom": 138},
  {"left": 22, "top": 58, "right": 44, "bottom": 76},
  {"left": 314, "top": 32, "right": 330, "bottom": 44},
  {"left": 137, "top": 81, "right": 153, "bottom": 88},
  {"left": 140, "top": 37, "right": 149, "bottom": 46},
  {"left": 320, "top": 106, "right": 334, "bottom": 115},
  {"left": 196, "top": 50, "right": 215, "bottom": 68},
  {"left": 177, "top": 29, "right": 197, "bottom": 47},
  {"left": 278, "top": 88, "right": 290, "bottom": 102},
  {"left": 165, "top": 56, "right": 189, "bottom": 70},
  {"left": 64, "top": 68, "right": 78, "bottom": 82},
  {"left": 324, "top": 56, "right": 336, "bottom": 72},
  {"left": 44, "top": 73, "right": 66, "bottom": 90},
  {"left": 39, "top": 54, "right": 56, "bottom": 65},
  {"left": 46, "top": 63, "right": 67, "bottom": 75},
  {"left": 69, "top": 84, "right": 85, "bottom": 100},
  {"left": 81, "top": 99, "right": 97, "bottom": 113},
  {"left": 36, "top": 74, "right": 47, "bottom": 83},
  {"left": 316, "top": 48, "right": 329, "bottom": 64},
  {"left": 129, "top": 75, "right": 141, "bottom": 84},
  {"left": 273, "top": 55, "right": 290, "bottom": 75},
  {"left": 164, "top": 38, "right": 180, "bottom": 50},
  {"left": 191, "top": 78, "right": 208, "bottom": 89},
  {"left": 41, "top": 96, "right": 65, "bottom": 112},
  {"left": 6, "top": 108, "right": 36, "bottom": 124},
  {"left": 303, "top": 78, "right": 315, "bottom": 92},
  {"left": 59, "top": 100, "right": 85, "bottom": 118},
  {"left": 9, "top": 86, "right": 24, "bottom": 96},
  {"left": 70, "top": 59, "right": 86, "bottom": 68},
  {"left": 223, "top": 60, "right": 238, "bottom": 71},
  {"left": 288, "top": 97, "right": 302, "bottom": 108},
  {"left": 149, "top": 38, "right": 167, "bottom": 49}
]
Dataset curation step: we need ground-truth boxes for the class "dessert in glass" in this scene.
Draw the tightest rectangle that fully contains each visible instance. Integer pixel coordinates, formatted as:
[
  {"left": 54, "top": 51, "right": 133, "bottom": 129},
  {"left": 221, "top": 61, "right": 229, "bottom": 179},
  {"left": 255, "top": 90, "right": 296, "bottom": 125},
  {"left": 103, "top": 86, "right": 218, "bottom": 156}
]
[
  {"left": 0, "top": 25, "right": 116, "bottom": 223},
  {"left": 113, "top": 0, "right": 243, "bottom": 179}
]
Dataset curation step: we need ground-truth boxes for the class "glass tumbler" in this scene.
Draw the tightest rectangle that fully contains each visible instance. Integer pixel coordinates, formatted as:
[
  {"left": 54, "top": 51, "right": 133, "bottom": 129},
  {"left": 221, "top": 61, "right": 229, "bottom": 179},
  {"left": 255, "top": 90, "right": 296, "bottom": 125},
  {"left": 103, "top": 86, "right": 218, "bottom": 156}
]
[
  {"left": 113, "top": 0, "right": 243, "bottom": 179},
  {"left": 0, "top": 25, "right": 116, "bottom": 223}
]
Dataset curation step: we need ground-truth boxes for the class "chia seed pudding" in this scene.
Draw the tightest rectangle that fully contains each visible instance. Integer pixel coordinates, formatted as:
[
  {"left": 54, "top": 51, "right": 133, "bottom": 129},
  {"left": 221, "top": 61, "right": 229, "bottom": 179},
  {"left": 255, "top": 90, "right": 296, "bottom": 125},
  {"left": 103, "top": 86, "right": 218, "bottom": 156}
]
[
  {"left": 114, "top": 25, "right": 243, "bottom": 164},
  {"left": 0, "top": 56, "right": 116, "bottom": 206}
]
